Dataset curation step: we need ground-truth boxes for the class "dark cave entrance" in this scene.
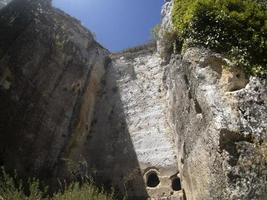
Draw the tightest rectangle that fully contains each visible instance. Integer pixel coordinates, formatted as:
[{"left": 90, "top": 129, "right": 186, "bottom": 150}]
[
  {"left": 171, "top": 177, "right": 181, "bottom": 191},
  {"left": 146, "top": 171, "right": 160, "bottom": 187}
]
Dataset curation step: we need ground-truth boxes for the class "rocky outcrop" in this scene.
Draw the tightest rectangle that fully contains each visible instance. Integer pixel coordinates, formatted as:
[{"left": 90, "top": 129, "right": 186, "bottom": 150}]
[
  {"left": 160, "top": 1, "right": 267, "bottom": 200},
  {"left": 165, "top": 49, "right": 267, "bottom": 200},
  {"left": 0, "top": 0, "right": 109, "bottom": 179}
]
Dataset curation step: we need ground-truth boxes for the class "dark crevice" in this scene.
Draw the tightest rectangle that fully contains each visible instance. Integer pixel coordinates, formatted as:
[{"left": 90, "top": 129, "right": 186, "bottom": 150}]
[
  {"left": 0, "top": 147, "right": 4, "bottom": 166},
  {"left": 183, "top": 74, "right": 189, "bottom": 86},
  {"left": 183, "top": 189, "right": 187, "bottom": 200},
  {"left": 227, "top": 172, "right": 241, "bottom": 182},
  {"left": 229, "top": 86, "right": 245, "bottom": 92},
  {"left": 188, "top": 89, "right": 192, "bottom": 99},
  {"left": 194, "top": 98, "right": 202, "bottom": 114}
]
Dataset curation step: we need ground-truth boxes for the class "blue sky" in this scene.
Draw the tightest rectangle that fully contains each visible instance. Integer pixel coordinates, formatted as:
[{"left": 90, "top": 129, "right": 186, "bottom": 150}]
[{"left": 52, "top": 0, "right": 163, "bottom": 52}]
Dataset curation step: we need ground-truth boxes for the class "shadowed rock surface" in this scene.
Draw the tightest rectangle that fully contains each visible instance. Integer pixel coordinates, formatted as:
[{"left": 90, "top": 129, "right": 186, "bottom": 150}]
[
  {"left": 83, "top": 60, "right": 148, "bottom": 200},
  {"left": 0, "top": 0, "right": 109, "bottom": 180}
]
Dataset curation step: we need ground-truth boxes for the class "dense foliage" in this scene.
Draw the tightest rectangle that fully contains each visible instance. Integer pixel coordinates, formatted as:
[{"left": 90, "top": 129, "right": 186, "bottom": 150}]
[
  {"left": 172, "top": 0, "right": 267, "bottom": 76},
  {"left": 0, "top": 168, "right": 114, "bottom": 200}
]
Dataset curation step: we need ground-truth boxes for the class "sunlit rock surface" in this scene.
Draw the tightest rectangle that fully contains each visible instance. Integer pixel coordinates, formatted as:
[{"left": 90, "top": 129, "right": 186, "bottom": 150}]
[
  {"left": 160, "top": 1, "right": 267, "bottom": 200},
  {"left": 165, "top": 48, "right": 267, "bottom": 200},
  {"left": 84, "top": 45, "right": 180, "bottom": 199}
]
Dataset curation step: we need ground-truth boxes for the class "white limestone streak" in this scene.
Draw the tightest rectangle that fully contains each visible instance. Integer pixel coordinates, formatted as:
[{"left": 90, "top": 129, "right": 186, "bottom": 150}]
[{"left": 113, "top": 53, "right": 177, "bottom": 169}]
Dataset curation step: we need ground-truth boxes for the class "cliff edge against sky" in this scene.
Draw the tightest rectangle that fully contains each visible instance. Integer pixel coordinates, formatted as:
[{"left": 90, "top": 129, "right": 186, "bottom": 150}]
[{"left": 0, "top": 0, "right": 266, "bottom": 200}]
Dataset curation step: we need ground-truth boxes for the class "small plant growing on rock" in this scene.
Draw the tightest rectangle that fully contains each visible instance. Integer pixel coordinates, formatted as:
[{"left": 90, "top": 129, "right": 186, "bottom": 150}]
[
  {"left": 151, "top": 24, "right": 161, "bottom": 40},
  {"left": 158, "top": 28, "right": 182, "bottom": 59}
]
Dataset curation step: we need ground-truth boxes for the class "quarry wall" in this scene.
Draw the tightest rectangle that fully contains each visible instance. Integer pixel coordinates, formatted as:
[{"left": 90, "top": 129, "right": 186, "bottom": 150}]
[{"left": 0, "top": 0, "right": 266, "bottom": 200}]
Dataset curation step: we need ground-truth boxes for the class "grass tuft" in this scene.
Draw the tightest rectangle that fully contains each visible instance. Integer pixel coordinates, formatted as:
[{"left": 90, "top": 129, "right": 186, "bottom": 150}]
[{"left": 0, "top": 167, "right": 114, "bottom": 200}]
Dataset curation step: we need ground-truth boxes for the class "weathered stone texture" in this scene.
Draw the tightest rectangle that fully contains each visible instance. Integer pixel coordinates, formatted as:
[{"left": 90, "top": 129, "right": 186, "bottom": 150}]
[
  {"left": 84, "top": 47, "right": 180, "bottom": 199},
  {"left": 165, "top": 48, "right": 267, "bottom": 200},
  {"left": 0, "top": 0, "right": 109, "bottom": 179},
  {"left": 158, "top": 1, "right": 267, "bottom": 199},
  {"left": 0, "top": 0, "right": 266, "bottom": 200}
]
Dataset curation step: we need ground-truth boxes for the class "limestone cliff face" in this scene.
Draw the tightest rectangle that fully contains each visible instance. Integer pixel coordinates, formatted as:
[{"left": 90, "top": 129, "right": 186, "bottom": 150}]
[
  {"left": 160, "top": 1, "right": 267, "bottom": 200},
  {"left": 0, "top": 0, "right": 109, "bottom": 179},
  {"left": 83, "top": 45, "right": 181, "bottom": 199},
  {"left": 166, "top": 50, "right": 267, "bottom": 200},
  {"left": 0, "top": 0, "right": 266, "bottom": 200}
]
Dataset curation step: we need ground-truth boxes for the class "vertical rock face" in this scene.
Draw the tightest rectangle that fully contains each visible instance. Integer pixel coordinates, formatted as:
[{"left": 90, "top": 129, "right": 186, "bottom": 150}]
[
  {"left": 160, "top": 1, "right": 267, "bottom": 200},
  {"left": 0, "top": 0, "right": 266, "bottom": 199},
  {"left": 83, "top": 45, "right": 182, "bottom": 199},
  {"left": 0, "top": 0, "right": 109, "bottom": 178},
  {"left": 166, "top": 49, "right": 267, "bottom": 200}
]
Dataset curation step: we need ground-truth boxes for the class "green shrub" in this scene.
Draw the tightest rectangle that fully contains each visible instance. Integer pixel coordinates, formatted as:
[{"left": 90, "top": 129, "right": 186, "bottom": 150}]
[
  {"left": 172, "top": 0, "right": 267, "bottom": 77},
  {"left": 0, "top": 168, "right": 114, "bottom": 200}
]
